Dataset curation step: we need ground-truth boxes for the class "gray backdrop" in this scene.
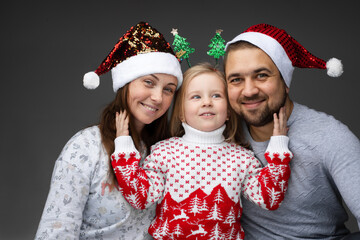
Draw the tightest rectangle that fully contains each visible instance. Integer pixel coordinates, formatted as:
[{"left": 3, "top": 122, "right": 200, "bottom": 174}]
[{"left": 1, "top": 1, "right": 359, "bottom": 239}]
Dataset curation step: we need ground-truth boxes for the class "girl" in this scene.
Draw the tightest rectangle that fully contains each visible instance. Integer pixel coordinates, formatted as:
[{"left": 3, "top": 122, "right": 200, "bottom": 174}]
[
  {"left": 111, "top": 63, "right": 292, "bottom": 240},
  {"left": 35, "top": 22, "right": 182, "bottom": 240}
]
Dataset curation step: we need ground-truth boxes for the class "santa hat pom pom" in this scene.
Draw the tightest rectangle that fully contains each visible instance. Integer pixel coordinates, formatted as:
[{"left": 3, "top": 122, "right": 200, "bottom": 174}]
[
  {"left": 326, "top": 58, "right": 343, "bottom": 77},
  {"left": 83, "top": 72, "right": 100, "bottom": 89}
]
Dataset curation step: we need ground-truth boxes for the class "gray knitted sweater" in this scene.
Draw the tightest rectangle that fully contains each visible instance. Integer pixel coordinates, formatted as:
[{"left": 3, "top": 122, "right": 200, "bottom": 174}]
[{"left": 241, "top": 102, "right": 360, "bottom": 240}]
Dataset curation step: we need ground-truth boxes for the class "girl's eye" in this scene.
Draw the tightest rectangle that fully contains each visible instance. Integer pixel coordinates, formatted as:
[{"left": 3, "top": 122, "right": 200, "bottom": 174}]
[
  {"left": 212, "top": 93, "right": 221, "bottom": 98},
  {"left": 191, "top": 95, "right": 201, "bottom": 99}
]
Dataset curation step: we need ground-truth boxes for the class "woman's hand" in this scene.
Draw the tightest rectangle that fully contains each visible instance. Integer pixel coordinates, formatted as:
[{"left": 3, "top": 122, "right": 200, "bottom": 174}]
[
  {"left": 115, "top": 110, "right": 129, "bottom": 137},
  {"left": 273, "top": 107, "right": 288, "bottom": 136}
]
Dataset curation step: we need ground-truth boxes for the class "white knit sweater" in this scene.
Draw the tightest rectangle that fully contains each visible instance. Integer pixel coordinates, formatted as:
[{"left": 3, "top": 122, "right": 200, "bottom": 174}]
[
  {"left": 112, "top": 123, "right": 293, "bottom": 240},
  {"left": 35, "top": 126, "right": 155, "bottom": 240}
]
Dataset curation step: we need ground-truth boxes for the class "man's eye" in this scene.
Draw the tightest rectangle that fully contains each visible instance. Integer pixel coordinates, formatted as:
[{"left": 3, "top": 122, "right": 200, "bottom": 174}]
[
  {"left": 257, "top": 73, "right": 268, "bottom": 79},
  {"left": 229, "top": 78, "right": 242, "bottom": 83}
]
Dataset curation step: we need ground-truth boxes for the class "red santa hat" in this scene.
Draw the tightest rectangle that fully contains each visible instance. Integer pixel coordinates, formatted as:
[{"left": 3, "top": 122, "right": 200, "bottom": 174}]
[
  {"left": 225, "top": 23, "right": 343, "bottom": 87},
  {"left": 83, "top": 22, "right": 183, "bottom": 92}
]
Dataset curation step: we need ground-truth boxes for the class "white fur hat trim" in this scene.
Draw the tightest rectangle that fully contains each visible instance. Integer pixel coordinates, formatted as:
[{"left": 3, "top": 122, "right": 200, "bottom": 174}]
[{"left": 111, "top": 52, "right": 183, "bottom": 92}]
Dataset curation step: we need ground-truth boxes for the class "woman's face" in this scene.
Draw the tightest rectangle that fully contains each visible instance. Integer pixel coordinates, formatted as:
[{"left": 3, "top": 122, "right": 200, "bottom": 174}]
[{"left": 127, "top": 73, "right": 178, "bottom": 132}]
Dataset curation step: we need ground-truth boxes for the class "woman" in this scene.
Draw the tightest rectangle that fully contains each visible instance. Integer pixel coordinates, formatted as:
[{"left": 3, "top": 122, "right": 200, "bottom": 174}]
[{"left": 35, "top": 22, "right": 183, "bottom": 240}]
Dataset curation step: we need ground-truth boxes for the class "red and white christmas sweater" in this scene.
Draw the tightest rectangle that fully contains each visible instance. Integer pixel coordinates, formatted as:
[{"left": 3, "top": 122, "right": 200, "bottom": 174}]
[{"left": 111, "top": 124, "right": 293, "bottom": 240}]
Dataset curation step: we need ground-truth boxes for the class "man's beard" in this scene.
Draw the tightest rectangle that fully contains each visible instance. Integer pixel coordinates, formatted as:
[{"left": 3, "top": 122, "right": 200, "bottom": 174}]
[{"left": 238, "top": 89, "right": 287, "bottom": 127}]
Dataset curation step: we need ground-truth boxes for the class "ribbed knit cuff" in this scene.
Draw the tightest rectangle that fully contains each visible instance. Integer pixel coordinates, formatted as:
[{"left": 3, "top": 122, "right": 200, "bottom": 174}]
[
  {"left": 114, "top": 136, "right": 137, "bottom": 153},
  {"left": 266, "top": 135, "right": 290, "bottom": 155}
]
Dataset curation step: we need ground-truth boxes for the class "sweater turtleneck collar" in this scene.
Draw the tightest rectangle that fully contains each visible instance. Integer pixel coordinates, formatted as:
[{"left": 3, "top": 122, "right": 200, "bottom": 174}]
[{"left": 182, "top": 123, "right": 225, "bottom": 144}]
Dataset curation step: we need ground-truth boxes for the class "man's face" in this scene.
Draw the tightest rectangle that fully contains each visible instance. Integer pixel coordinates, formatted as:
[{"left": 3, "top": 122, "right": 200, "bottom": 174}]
[{"left": 225, "top": 47, "right": 288, "bottom": 127}]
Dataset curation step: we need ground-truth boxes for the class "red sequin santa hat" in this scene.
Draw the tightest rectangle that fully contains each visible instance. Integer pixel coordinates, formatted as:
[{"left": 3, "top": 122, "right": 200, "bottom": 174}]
[
  {"left": 83, "top": 22, "right": 182, "bottom": 91},
  {"left": 225, "top": 23, "right": 343, "bottom": 87}
]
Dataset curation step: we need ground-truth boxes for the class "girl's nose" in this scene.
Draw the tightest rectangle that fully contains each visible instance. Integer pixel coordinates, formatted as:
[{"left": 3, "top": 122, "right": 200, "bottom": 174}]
[{"left": 202, "top": 96, "right": 212, "bottom": 107}]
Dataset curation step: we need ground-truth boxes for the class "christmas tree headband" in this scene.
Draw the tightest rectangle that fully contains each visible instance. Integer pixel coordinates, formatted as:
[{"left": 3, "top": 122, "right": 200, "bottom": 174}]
[{"left": 171, "top": 28, "right": 226, "bottom": 68}]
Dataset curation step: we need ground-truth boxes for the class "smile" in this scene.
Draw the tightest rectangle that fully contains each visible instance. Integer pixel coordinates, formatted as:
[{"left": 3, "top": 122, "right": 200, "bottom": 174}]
[
  {"left": 242, "top": 100, "right": 264, "bottom": 109},
  {"left": 141, "top": 103, "right": 158, "bottom": 112},
  {"left": 200, "top": 112, "right": 215, "bottom": 117}
]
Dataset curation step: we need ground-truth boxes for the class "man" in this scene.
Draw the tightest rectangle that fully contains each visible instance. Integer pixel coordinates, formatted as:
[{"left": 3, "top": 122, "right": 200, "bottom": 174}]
[{"left": 224, "top": 23, "right": 360, "bottom": 239}]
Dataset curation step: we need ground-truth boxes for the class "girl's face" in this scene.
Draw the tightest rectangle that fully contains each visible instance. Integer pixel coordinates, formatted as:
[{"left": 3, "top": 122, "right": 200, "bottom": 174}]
[
  {"left": 128, "top": 73, "right": 178, "bottom": 132},
  {"left": 183, "top": 73, "right": 228, "bottom": 132}
]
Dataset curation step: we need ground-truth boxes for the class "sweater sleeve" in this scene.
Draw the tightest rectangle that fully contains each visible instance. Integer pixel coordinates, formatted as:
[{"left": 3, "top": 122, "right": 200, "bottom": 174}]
[
  {"left": 323, "top": 124, "right": 360, "bottom": 227},
  {"left": 35, "top": 131, "right": 92, "bottom": 240},
  {"left": 242, "top": 135, "right": 293, "bottom": 210},
  {"left": 111, "top": 137, "right": 166, "bottom": 209}
]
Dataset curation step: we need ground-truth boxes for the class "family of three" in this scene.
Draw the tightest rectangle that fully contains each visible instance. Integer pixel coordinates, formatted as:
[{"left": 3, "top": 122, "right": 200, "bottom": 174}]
[{"left": 35, "top": 22, "right": 360, "bottom": 240}]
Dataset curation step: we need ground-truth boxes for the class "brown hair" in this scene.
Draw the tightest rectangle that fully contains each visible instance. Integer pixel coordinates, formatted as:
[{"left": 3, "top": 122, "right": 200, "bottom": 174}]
[
  {"left": 99, "top": 84, "right": 171, "bottom": 186},
  {"left": 170, "top": 62, "right": 247, "bottom": 146}
]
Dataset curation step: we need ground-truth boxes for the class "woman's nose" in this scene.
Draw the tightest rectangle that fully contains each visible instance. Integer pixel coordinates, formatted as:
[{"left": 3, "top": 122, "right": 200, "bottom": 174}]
[{"left": 150, "top": 88, "right": 163, "bottom": 103}]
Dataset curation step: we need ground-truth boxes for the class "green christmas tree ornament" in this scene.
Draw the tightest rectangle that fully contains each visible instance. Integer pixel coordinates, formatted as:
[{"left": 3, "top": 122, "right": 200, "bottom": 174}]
[
  {"left": 207, "top": 29, "right": 226, "bottom": 65},
  {"left": 171, "top": 28, "right": 195, "bottom": 68}
]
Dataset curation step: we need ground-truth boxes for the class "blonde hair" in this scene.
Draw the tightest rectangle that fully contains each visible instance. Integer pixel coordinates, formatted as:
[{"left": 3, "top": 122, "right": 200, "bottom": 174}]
[{"left": 170, "top": 62, "right": 247, "bottom": 146}]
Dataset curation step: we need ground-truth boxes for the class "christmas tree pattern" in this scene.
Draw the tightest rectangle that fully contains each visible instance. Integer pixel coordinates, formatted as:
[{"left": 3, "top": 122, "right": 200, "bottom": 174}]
[
  {"left": 207, "top": 29, "right": 226, "bottom": 65},
  {"left": 224, "top": 206, "right": 236, "bottom": 226},
  {"left": 226, "top": 225, "right": 237, "bottom": 239},
  {"left": 111, "top": 135, "right": 292, "bottom": 239},
  {"left": 147, "top": 185, "right": 244, "bottom": 239},
  {"left": 208, "top": 223, "right": 223, "bottom": 240},
  {"left": 206, "top": 203, "right": 223, "bottom": 221},
  {"left": 173, "top": 224, "right": 184, "bottom": 238},
  {"left": 171, "top": 28, "right": 194, "bottom": 67},
  {"left": 189, "top": 194, "right": 202, "bottom": 216}
]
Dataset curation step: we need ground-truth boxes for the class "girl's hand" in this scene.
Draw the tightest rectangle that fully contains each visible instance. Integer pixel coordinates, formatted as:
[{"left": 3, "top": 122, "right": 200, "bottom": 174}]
[
  {"left": 273, "top": 107, "right": 288, "bottom": 136},
  {"left": 115, "top": 110, "right": 129, "bottom": 137}
]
